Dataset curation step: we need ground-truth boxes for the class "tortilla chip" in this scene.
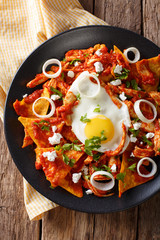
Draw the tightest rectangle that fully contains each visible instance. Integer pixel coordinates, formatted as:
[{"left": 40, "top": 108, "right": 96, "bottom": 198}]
[
  {"left": 19, "top": 117, "right": 64, "bottom": 148},
  {"left": 35, "top": 148, "right": 83, "bottom": 189},
  {"left": 13, "top": 87, "right": 50, "bottom": 117},
  {"left": 119, "top": 150, "right": 153, "bottom": 197},
  {"left": 22, "top": 128, "right": 33, "bottom": 148}
]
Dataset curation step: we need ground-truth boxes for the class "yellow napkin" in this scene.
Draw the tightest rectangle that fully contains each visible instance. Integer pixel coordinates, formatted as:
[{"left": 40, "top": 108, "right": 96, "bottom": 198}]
[{"left": 0, "top": 0, "right": 107, "bottom": 220}]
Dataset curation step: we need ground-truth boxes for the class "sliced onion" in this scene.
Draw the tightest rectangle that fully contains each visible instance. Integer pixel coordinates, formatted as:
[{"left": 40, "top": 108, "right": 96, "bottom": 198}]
[
  {"left": 134, "top": 99, "right": 157, "bottom": 123},
  {"left": 137, "top": 157, "right": 157, "bottom": 178},
  {"left": 42, "top": 59, "right": 62, "bottom": 78},
  {"left": 32, "top": 97, "right": 55, "bottom": 118},
  {"left": 77, "top": 72, "right": 100, "bottom": 98},
  {"left": 123, "top": 47, "right": 140, "bottom": 63},
  {"left": 90, "top": 171, "right": 115, "bottom": 191},
  {"left": 120, "top": 134, "right": 130, "bottom": 154}
]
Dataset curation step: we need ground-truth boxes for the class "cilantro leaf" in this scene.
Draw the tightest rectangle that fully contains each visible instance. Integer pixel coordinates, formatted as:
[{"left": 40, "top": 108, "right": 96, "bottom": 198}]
[
  {"left": 80, "top": 113, "right": 91, "bottom": 123},
  {"left": 115, "top": 68, "right": 130, "bottom": 80},
  {"left": 93, "top": 152, "right": 103, "bottom": 161},
  {"left": 126, "top": 81, "right": 130, "bottom": 88},
  {"left": 62, "top": 143, "right": 72, "bottom": 151},
  {"left": 41, "top": 125, "right": 50, "bottom": 131},
  {"left": 116, "top": 172, "right": 126, "bottom": 183},
  {"left": 62, "top": 154, "right": 75, "bottom": 167},
  {"left": 129, "top": 128, "right": 140, "bottom": 137},
  {"left": 69, "top": 159, "right": 76, "bottom": 167},
  {"left": 76, "top": 93, "right": 81, "bottom": 100},
  {"left": 128, "top": 163, "right": 136, "bottom": 171},
  {"left": 84, "top": 53, "right": 89, "bottom": 57},
  {"left": 142, "top": 136, "right": 153, "bottom": 146},
  {"left": 72, "top": 144, "right": 82, "bottom": 152},
  {"left": 69, "top": 59, "right": 81, "bottom": 65},
  {"left": 92, "top": 164, "right": 111, "bottom": 173},
  {"left": 158, "top": 148, "right": 160, "bottom": 152},
  {"left": 50, "top": 86, "right": 63, "bottom": 98},
  {"left": 100, "top": 130, "right": 107, "bottom": 141},
  {"left": 131, "top": 79, "right": 138, "bottom": 90},
  {"left": 93, "top": 104, "right": 101, "bottom": 113},
  {"left": 54, "top": 145, "right": 61, "bottom": 151}
]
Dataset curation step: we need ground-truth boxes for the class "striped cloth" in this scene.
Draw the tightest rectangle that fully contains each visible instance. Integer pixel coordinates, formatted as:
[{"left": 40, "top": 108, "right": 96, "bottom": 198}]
[{"left": 0, "top": 0, "right": 107, "bottom": 220}]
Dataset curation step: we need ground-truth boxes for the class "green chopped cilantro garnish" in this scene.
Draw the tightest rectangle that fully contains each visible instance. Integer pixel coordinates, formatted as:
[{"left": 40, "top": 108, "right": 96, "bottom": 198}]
[
  {"left": 80, "top": 113, "right": 91, "bottom": 123},
  {"left": 69, "top": 59, "right": 81, "bottom": 65},
  {"left": 62, "top": 58, "right": 66, "bottom": 62},
  {"left": 41, "top": 125, "right": 50, "bottom": 131},
  {"left": 33, "top": 120, "right": 50, "bottom": 131},
  {"left": 84, "top": 131, "right": 107, "bottom": 156},
  {"left": 84, "top": 53, "right": 89, "bottom": 57},
  {"left": 54, "top": 145, "right": 61, "bottom": 151},
  {"left": 126, "top": 81, "right": 130, "bottom": 88},
  {"left": 129, "top": 128, "right": 140, "bottom": 137},
  {"left": 115, "top": 68, "right": 130, "bottom": 80},
  {"left": 92, "top": 164, "right": 111, "bottom": 173},
  {"left": 72, "top": 144, "right": 82, "bottom": 152},
  {"left": 127, "top": 158, "right": 134, "bottom": 162},
  {"left": 134, "top": 117, "right": 140, "bottom": 123},
  {"left": 93, "top": 152, "right": 103, "bottom": 161},
  {"left": 62, "top": 154, "right": 75, "bottom": 167},
  {"left": 128, "top": 163, "right": 136, "bottom": 172},
  {"left": 62, "top": 143, "right": 72, "bottom": 151},
  {"left": 50, "top": 86, "right": 63, "bottom": 99},
  {"left": 76, "top": 93, "right": 81, "bottom": 100},
  {"left": 131, "top": 79, "right": 138, "bottom": 90},
  {"left": 142, "top": 136, "right": 153, "bottom": 147},
  {"left": 61, "top": 72, "right": 64, "bottom": 79},
  {"left": 116, "top": 172, "right": 126, "bottom": 183},
  {"left": 93, "top": 104, "right": 101, "bottom": 113},
  {"left": 61, "top": 143, "right": 82, "bottom": 152},
  {"left": 158, "top": 148, "right": 160, "bottom": 152}
]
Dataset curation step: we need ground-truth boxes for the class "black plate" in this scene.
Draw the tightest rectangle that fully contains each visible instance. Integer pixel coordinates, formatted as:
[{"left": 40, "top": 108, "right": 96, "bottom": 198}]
[{"left": 4, "top": 26, "right": 160, "bottom": 213}]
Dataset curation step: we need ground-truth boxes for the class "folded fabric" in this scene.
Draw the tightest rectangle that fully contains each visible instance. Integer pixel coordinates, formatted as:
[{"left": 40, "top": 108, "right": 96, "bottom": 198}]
[{"left": 0, "top": 0, "right": 107, "bottom": 220}]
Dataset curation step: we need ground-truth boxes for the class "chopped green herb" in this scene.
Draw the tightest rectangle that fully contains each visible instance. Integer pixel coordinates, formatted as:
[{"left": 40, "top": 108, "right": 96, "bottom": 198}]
[
  {"left": 138, "top": 94, "right": 141, "bottom": 98},
  {"left": 69, "top": 58, "right": 81, "bottom": 65},
  {"left": 84, "top": 53, "right": 89, "bottom": 57},
  {"left": 127, "top": 158, "right": 134, "bottom": 162},
  {"left": 62, "top": 143, "right": 72, "bottom": 151},
  {"left": 128, "top": 163, "right": 136, "bottom": 171},
  {"left": 39, "top": 120, "right": 50, "bottom": 124},
  {"left": 115, "top": 68, "right": 130, "bottom": 80},
  {"left": 92, "top": 164, "right": 111, "bottom": 173},
  {"left": 126, "top": 81, "right": 130, "bottom": 88},
  {"left": 158, "top": 148, "right": 160, "bottom": 152},
  {"left": 69, "top": 158, "right": 76, "bottom": 167},
  {"left": 93, "top": 104, "right": 101, "bottom": 113},
  {"left": 72, "top": 144, "right": 82, "bottom": 152},
  {"left": 49, "top": 185, "right": 54, "bottom": 189},
  {"left": 54, "top": 145, "right": 61, "bottom": 151},
  {"left": 116, "top": 172, "right": 126, "bottom": 183},
  {"left": 131, "top": 79, "right": 138, "bottom": 90},
  {"left": 73, "top": 140, "right": 79, "bottom": 143},
  {"left": 62, "top": 58, "right": 66, "bottom": 62},
  {"left": 129, "top": 128, "right": 140, "bottom": 137},
  {"left": 126, "top": 94, "right": 133, "bottom": 100},
  {"left": 76, "top": 93, "right": 81, "bottom": 100},
  {"left": 93, "top": 152, "right": 103, "bottom": 161},
  {"left": 62, "top": 154, "right": 75, "bottom": 167},
  {"left": 50, "top": 86, "right": 63, "bottom": 99},
  {"left": 142, "top": 136, "right": 153, "bottom": 146},
  {"left": 84, "top": 131, "right": 106, "bottom": 156},
  {"left": 61, "top": 72, "right": 64, "bottom": 79},
  {"left": 80, "top": 113, "right": 91, "bottom": 123},
  {"left": 134, "top": 117, "right": 140, "bottom": 123},
  {"left": 41, "top": 125, "right": 50, "bottom": 131}
]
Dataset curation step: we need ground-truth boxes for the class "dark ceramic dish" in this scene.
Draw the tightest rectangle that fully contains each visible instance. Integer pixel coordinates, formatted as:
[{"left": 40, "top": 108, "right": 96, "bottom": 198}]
[{"left": 4, "top": 26, "right": 160, "bottom": 213}]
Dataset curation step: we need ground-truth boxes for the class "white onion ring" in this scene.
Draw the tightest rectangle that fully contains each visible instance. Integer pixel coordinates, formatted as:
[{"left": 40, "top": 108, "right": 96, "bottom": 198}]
[
  {"left": 134, "top": 99, "right": 157, "bottom": 123},
  {"left": 42, "top": 59, "right": 62, "bottom": 78},
  {"left": 77, "top": 72, "right": 100, "bottom": 98},
  {"left": 90, "top": 171, "right": 115, "bottom": 191},
  {"left": 137, "top": 157, "right": 157, "bottom": 178},
  {"left": 120, "top": 134, "right": 130, "bottom": 154},
  {"left": 123, "top": 47, "right": 140, "bottom": 63},
  {"left": 32, "top": 97, "right": 55, "bottom": 118}
]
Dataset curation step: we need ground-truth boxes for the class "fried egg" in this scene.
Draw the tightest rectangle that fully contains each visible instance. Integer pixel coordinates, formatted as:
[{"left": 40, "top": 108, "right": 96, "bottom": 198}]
[{"left": 69, "top": 72, "right": 131, "bottom": 153}]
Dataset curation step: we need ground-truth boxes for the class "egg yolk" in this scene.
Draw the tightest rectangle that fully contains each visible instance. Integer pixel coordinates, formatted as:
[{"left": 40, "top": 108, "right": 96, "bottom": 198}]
[{"left": 84, "top": 115, "right": 114, "bottom": 142}]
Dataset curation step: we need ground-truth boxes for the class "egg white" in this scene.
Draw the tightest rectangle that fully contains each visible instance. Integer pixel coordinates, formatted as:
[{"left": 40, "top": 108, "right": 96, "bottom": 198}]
[{"left": 69, "top": 72, "right": 131, "bottom": 152}]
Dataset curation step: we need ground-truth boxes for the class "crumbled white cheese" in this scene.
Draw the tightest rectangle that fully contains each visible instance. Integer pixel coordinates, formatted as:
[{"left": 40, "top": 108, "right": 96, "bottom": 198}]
[
  {"left": 72, "top": 172, "right": 82, "bottom": 183},
  {"left": 52, "top": 126, "right": 57, "bottom": 132},
  {"left": 137, "top": 87, "right": 141, "bottom": 90},
  {"left": 146, "top": 132, "right": 155, "bottom": 139},
  {"left": 67, "top": 70, "right": 75, "bottom": 78},
  {"left": 119, "top": 92, "right": 127, "bottom": 101},
  {"left": 74, "top": 61, "right": 80, "bottom": 67},
  {"left": 86, "top": 189, "right": 93, "bottom": 195},
  {"left": 23, "top": 94, "right": 28, "bottom": 98},
  {"left": 133, "top": 122, "right": 141, "bottom": 130},
  {"left": 94, "top": 61, "right": 104, "bottom": 73},
  {"left": 81, "top": 165, "right": 88, "bottom": 175},
  {"left": 48, "top": 126, "right": 62, "bottom": 145},
  {"left": 114, "top": 64, "right": 122, "bottom": 75},
  {"left": 42, "top": 151, "right": 57, "bottom": 162},
  {"left": 51, "top": 94, "right": 60, "bottom": 101},
  {"left": 130, "top": 152, "right": 135, "bottom": 157},
  {"left": 140, "top": 141, "right": 143, "bottom": 145},
  {"left": 130, "top": 134, "right": 137, "bottom": 143},
  {"left": 95, "top": 49, "right": 102, "bottom": 56},
  {"left": 110, "top": 79, "right": 122, "bottom": 86},
  {"left": 48, "top": 133, "right": 62, "bottom": 145},
  {"left": 111, "top": 164, "right": 117, "bottom": 173}
]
